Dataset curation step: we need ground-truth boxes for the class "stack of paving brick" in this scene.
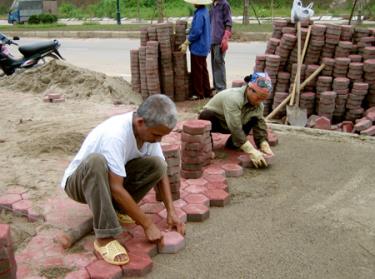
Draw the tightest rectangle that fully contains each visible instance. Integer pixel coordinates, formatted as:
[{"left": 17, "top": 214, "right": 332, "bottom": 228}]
[
  {"left": 180, "top": 120, "right": 212, "bottom": 179},
  {"left": 130, "top": 49, "right": 141, "bottom": 93},
  {"left": 157, "top": 24, "right": 174, "bottom": 100},
  {"left": 364, "top": 59, "right": 375, "bottom": 107},
  {"left": 0, "top": 224, "right": 16, "bottom": 279},
  {"left": 159, "top": 144, "right": 181, "bottom": 201},
  {"left": 145, "top": 41, "right": 161, "bottom": 95},
  {"left": 130, "top": 22, "right": 190, "bottom": 102},
  {"left": 256, "top": 20, "right": 375, "bottom": 124}
]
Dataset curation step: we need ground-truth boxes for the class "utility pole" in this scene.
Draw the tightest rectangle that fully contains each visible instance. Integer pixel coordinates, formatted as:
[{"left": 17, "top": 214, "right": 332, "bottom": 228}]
[{"left": 116, "top": 0, "right": 121, "bottom": 25}]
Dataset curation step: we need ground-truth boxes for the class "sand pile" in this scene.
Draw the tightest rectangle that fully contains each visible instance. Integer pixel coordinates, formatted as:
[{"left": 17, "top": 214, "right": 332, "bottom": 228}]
[{"left": 0, "top": 60, "right": 142, "bottom": 105}]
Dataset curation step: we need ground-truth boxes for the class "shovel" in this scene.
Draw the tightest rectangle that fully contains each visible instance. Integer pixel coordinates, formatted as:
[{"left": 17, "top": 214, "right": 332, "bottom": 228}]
[{"left": 286, "top": 22, "right": 311, "bottom": 127}]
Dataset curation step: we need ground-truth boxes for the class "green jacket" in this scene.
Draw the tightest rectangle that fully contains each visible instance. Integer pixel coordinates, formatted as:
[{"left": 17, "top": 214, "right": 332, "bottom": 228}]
[{"left": 203, "top": 85, "right": 268, "bottom": 147}]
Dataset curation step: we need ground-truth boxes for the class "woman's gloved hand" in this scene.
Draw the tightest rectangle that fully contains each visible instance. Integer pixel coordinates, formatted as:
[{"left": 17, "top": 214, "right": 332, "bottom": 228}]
[
  {"left": 240, "top": 141, "right": 267, "bottom": 168},
  {"left": 179, "top": 39, "right": 190, "bottom": 53},
  {"left": 260, "top": 141, "right": 274, "bottom": 156},
  {"left": 220, "top": 30, "right": 232, "bottom": 53}
]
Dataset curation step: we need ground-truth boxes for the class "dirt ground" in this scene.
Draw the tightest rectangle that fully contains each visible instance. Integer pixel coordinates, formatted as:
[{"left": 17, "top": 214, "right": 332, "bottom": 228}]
[{"left": 1, "top": 61, "right": 375, "bottom": 278}]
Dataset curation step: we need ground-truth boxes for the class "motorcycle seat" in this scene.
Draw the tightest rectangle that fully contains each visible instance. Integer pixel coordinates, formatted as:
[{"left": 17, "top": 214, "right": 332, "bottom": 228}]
[{"left": 19, "top": 41, "right": 57, "bottom": 57}]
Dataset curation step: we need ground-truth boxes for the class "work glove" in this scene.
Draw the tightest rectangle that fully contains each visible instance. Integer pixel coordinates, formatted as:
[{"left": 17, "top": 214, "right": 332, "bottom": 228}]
[
  {"left": 240, "top": 141, "right": 267, "bottom": 168},
  {"left": 220, "top": 30, "right": 232, "bottom": 53},
  {"left": 260, "top": 141, "right": 274, "bottom": 156},
  {"left": 179, "top": 39, "right": 190, "bottom": 53}
]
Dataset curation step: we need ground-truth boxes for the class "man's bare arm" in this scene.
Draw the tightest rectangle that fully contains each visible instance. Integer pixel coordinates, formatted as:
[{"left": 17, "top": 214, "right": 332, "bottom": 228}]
[{"left": 108, "top": 170, "right": 163, "bottom": 241}]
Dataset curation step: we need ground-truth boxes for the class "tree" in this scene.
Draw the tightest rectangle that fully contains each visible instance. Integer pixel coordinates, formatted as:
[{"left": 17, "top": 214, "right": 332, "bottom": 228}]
[
  {"left": 243, "top": 0, "right": 249, "bottom": 25},
  {"left": 157, "top": 0, "right": 164, "bottom": 23}
]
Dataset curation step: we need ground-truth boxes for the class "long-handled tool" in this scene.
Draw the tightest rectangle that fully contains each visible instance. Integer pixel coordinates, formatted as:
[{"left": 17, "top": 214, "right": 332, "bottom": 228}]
[
  {"left": 286, "top": 22, "right": 311, "bottom": 126},
  {"left": 266, "top": 63, "right": 325, "bottom": 121}
]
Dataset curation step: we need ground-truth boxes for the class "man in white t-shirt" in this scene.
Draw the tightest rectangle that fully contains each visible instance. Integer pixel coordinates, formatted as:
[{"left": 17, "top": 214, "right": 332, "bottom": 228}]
[{"left": 61, "top": 94, "right": 185, "bottom": 266}]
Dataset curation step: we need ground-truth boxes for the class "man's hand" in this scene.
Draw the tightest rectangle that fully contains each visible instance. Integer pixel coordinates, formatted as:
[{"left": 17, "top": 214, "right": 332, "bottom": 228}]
[
  {"left": 260, "top": 141, "right": 274, "bottom": 156},
  {"left": 144, "top": 222, "right": 163, "bottom": 243},
  {"left": 167, "top": 210, "right": 185, "bottom": 235},
  {"left": 220, "top": 30, "right": 232, "bottom": 53},
  {"left": 240, "top": 141, "right": 267, "bottom": 168},
  {"left": 179, "top": 39, "right": 190, "bottom": 53}
]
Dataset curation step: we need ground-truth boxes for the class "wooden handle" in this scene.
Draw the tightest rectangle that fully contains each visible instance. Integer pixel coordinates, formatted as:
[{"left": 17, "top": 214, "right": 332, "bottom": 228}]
[
  {"left": 295, "top": 21, "right": 302, "bottom": 107},
  {"left": 266, "top": 63, "right": 326, "bottom": 121}
]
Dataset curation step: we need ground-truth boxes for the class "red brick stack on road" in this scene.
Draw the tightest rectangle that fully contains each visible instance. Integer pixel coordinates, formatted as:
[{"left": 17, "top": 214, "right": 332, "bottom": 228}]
[
  {"left": 180, "top": 120, "right": 212, "bottom": 179},
  {"left": 160, "top": 144, "right": 181, "bottom": 201},
  {"left": 130, "top": 49, "right": 141, "bottom": 93},
  {"left": 255, "top": 20, "right": 375, "bottom": 135},
  {"left": 130, "top": 21, "right": 190, "bottom": 102}
]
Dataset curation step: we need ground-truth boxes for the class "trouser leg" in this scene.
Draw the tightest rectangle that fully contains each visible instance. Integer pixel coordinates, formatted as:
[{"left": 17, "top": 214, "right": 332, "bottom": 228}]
[
  {"left": 122, "top": 156, "right": 167, "bottom": 203},
  {"left": 211, "top": 44, "right": 227, "bottom": 92},
  {"left": 199, "top": 109, "right": 230, "bottom": 148},
  {"left": 191, "top": 54, "right": 211, "bottom": 98},
  {"left": 225, "top": 117, "right": 259, "bottom": 149},
  {"left": 64, "top": 153, "right": 122, "bottom": 238},
  {"left": 112, "top": 156, "right": 167, "bottom": 213}
]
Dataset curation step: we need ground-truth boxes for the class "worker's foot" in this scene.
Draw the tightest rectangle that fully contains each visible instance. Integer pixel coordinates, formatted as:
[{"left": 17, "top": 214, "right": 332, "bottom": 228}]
[
  {"left": 94, "top": 238, "right": 129, "bottom": 265},
  {"left": 116, "top": 212, "right": 135, "bottom": 224}
]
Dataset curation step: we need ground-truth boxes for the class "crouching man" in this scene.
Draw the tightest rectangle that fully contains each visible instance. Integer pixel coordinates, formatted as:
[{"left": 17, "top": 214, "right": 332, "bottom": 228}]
[{"left": 60, "top": 94, "right": 185, "bottom": 265}]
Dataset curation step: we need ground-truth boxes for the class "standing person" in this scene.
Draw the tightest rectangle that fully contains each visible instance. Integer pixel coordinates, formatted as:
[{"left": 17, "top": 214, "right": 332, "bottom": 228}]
[
  {"left": 179, "top": 0, "right": 212, "bottom": 99},
  {"left": 198, "top": 72, "right": 274, "bottom": 168},
  {"left": 60, "top": 94, "right": 185, "bottom": 266},
  {"left": 210, "top": 0, "right": 232, "bottom": 92}
]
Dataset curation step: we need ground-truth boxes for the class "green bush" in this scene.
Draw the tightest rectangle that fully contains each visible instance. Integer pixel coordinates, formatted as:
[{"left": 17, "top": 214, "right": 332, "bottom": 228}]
[
  {"left": 28, "top": 15, "right": 40, "bottom": 24},
  {"left": 27, "top": 14, "right": 58, "bottom": 24},
  {"left": 39, "top": 13, "right": 58, "bottom": 23}
]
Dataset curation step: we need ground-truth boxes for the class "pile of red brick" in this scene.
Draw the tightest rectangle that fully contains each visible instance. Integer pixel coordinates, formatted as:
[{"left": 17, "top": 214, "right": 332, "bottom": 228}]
[
  {"left": 180, "top": 120, "right": 212, "bottom": 179},
  {"left": 130, "top": 21, "right": 190, "bottom": 101},
  {"left": 256, "top": 20, "right": 375, "bottom": 135},
  {"left": 0, "top": 224, "right": 16, "bottom": 279}
]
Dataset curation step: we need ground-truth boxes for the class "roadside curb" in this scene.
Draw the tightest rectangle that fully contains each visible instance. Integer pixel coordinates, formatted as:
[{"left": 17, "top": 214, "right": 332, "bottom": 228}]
[
  {"left": 4, "top": 30, "right": 271, "bottom": 41},
  {"left": 269, "top": 123, "right": 375, "bottom": 143}
]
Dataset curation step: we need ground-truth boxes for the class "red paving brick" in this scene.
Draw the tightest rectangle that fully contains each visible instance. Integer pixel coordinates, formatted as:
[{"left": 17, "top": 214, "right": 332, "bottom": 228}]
[
  {"left": 65, "top": 269, "right": 90, "bottom": 279},
  {"left": 12, "top": 199, "right": 32, "bottom": 215},
  {"left": 182, "top": 204, "right": 210, "bottom": 222},
  {"left": 221, "top": 163, "right": 244, "bottom": 177},
  {"left": 206, "top": 189, "right": 231, "bottom": 207},
  {"left": 182, "top": 119, "right": 211, "bottom": 135},
  {"left": 184, "top": 185, "right": 207, "bottom": 195},
  {"left": 206, "top": 182, "right": 229, "bottom": 192},
  {"left": 186, "top": 178, "right": 208, "bottom": 187},
  {"left": 139, "top": 202, "right": 165, "bottom": 214},
  {"left": 122, "top": 253, "right": 153, "bottom": 277},
  {"left": 203, "top": 173, "right": 227, "bottom": 184},
  {"left": 125, "top": 238, "right": 158, "bottom": 257},
  {"left": 172, "top": 199, "right": 188, "bottom": 208},
  {"left": 203, "top": 166, "right": 226, "bottom": 176},
  {"left": 183, "top": 193, "right": 210, "bottom": 207},
  {"left": 0, "top": 194, "right": 22, "bottom": 210},
  {"left": 86, "top": 260, "right": 124, "bottom": 279},
  {"left": 158, "top": 231, "right": 185, "bottom": 254},
  {"left": 158, "top": 208, "right": 187, "bottom": 224}
]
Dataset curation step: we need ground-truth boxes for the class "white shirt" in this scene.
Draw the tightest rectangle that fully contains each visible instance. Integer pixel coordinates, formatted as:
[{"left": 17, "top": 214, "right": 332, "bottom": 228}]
[{"left": 60, "top": 112, "right": 165, "bottom": 189}]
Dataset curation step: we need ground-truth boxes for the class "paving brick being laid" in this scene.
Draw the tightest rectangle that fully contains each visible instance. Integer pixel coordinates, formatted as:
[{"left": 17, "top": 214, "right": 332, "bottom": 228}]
[{"left": 1, "top": 118, "right": 279, "bottom": 278}]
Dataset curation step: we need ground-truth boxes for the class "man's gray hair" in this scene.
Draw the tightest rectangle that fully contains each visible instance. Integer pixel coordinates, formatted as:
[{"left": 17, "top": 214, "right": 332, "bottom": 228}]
[{"left": 136, "top": 94, "right": 177, "bottom": 129}]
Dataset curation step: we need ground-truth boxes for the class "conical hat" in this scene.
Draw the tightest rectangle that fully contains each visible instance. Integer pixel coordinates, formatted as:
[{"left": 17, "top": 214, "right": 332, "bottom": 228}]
[{"left": 184, "top": 0, "right": 212, "bottom": 5}]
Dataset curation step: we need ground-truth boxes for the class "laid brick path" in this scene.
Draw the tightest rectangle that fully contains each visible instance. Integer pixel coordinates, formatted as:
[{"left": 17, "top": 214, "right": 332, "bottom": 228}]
[{"left": 0, "top": 120, "right": 278, "bottom": 278}]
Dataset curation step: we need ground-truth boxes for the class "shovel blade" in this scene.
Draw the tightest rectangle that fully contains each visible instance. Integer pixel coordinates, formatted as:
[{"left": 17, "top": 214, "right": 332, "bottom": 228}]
[{"left": 287, "top": 105, "right": 308, "bottom": 127}]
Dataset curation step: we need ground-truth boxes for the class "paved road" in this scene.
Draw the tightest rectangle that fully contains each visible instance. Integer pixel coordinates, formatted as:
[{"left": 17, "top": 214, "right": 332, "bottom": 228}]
[{"left": 12, "top": 37, "right": 266, "bottom": 85}]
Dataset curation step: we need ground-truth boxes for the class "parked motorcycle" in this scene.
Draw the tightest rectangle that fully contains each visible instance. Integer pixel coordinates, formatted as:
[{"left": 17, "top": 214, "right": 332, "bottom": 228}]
[{"left": 0, "top": 32, "right": 64, "bottom": 76}]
